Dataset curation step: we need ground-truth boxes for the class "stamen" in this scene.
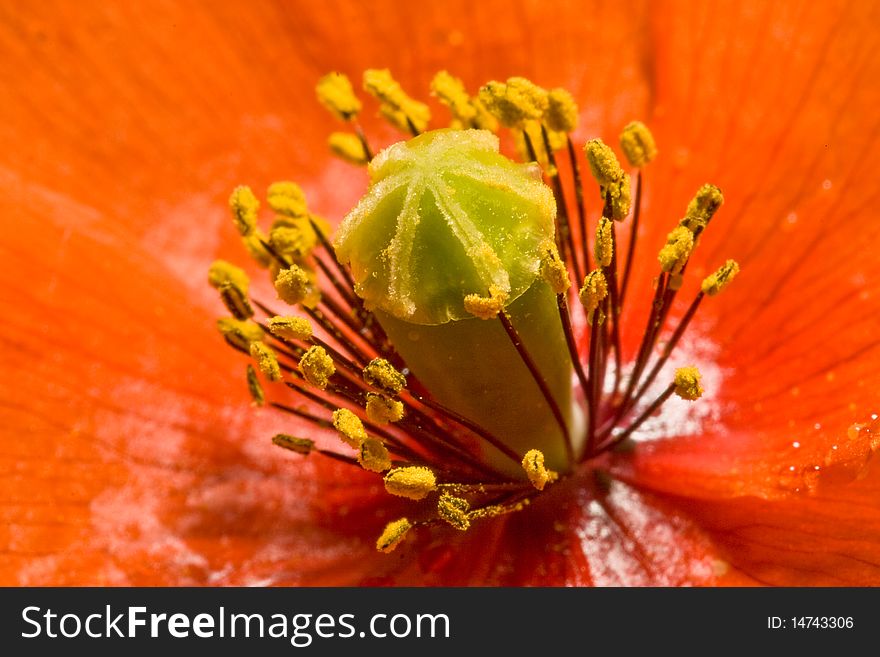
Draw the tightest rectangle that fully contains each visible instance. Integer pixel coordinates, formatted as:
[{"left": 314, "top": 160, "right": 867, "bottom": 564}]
[
  {"left": 328, "top": 132, "right": 370, "bottom": 166},
  {"left": 584, "top": 139, "right": 631, "bottom": 220},
  {"left": 267, "top": 181, "right": 309, "bottom": 218},
  {"left": 217, "top": 317, "right": 264, "bottom": 350},
  {"left": 274, "top": 265, "right": 318, "bottom": 307},
  {"left": 363, "top": 69, "right": 430, "bottom": 135},
  {"left": 673, "top": 366, "right": 704, "bottom": 401},
  {"left": 362, "top": 358, "right": 407, "bottom": 395},
  {"left": 702, "top": 259, "right": 740, "bottom": 296},
  {"left": 478, "top": 77, "right": 548, "bottom": 128},
  {"left": 332, "top": 407, "right": 368, "bottom": 447},
  {"left": 271, "top": 433, "right": 315, "bottom": 455},
  {"left": 241, "top": 231, "right": 273, "bottom": 268},
  {"left": 437, "top": 494, "right": 471, "bottom": 531},
  {"left": 365, "top": 392, "right": 404, "bottom": 424},
  {"left": 299, "top": 345, "right": 335, "bottom": 389},
  {"left": 681, "top": 184, "right": 724, "bottom": 234},
  {"left": 463, "top": 286, "right": 509, "bottom": 320},
  {"left": 376, "top": 518, "right": 412, "bottom": 553},
  {"left": 594, "top": 216, "right": 614, "bottom": 268},
  {"left": 267, "top": 315, "right": 313, "bottom": 341},
  {"left": 229, "top": 185, "right": 259, "bottom": 236},
  {"left": 658, "top": 225, "right": 695, "bottom": 274},
  {"left": 540, "top": 243, "right": 572, "bottom": 294},
  {"left": 619, "top": 121, "right": 657, "bottom": 168},
  {"left": 246, "top": 364, "right": 265, "bottom": 406},
  {"left": 250, "top": 342, "right": 282, "bottom": 382},
  {"left": 521, "top": 449, "right": 557, "bottom": 491},
  {"left": 430, "top": 70, "right": 477, "bottom": 127},
  {"left": 358, "top": 437, "right": 392, "bottom": 472},
  {"left": 315, "top": 72, "right": 363, "bottom": 121},
  {"left": 268, "top": 219, "right": 317, "bottom": 260},
  {"left": 384, "top": 466, "right": 437, "bottom": 500},
  {"left": 544, "top": 88, "right": 578, "bottom": 133},
  {"left": 578, "top": 269, "right": 608, "bottom": 325}
]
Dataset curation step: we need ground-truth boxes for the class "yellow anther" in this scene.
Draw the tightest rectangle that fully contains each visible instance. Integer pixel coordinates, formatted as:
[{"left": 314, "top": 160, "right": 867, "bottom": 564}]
[
  {"left": 328, "top": 132, "right": 369, "bottom": 166},
  {"left": 608, "top": 173, "right": 632, "bottom": 220},
  {"left": 540, "top": 243, "right": 571, "bottom": 294},
  {"left": 271, "top": 433, "right": 314, "bottom": 455},
  {"left": 217, "top": 318, "right": 264, "bottom": 351},
  {"left": 545, "top": 88, "right": 578, "bottom": 133},
  {"left": 521, "top": 449, "right": 557, "bottom": 491},
  {"left": 470, "top": 96, "right": 499, "bottom": 131},
  {"left": 437, "top": 494, "right": 471, "bottom": 531},
  {"left": 332, "top": 408, "right": 368, "bottom": 448},
  {"left": 366, "top": 393, "right": 404, "bottom": 424},
  {"left": 384, "top": 466, "right": 437, "bottom": 500},
  {"left": 431, "top": 70, "right": 477, "bottom": 126},
  {"left": 267, "top": 181, "right": 308, "bottom": 219},
  {"left": 376, "top": 518, "right": 412, "bottom": 553},
  {"left": 358, "top": 437, "right": 392, "bottom": 473},
  {"left": 579, "top": 269, "right": 608, "bottom": 325},
  {"left": 250, "top": 341, "right": 282, "bottom": 382},
  {"left": 269, "top": 217, "right": 317, "bottom": 259},
  {"left": 241, "top": 231, "right": 273, "bottom": 268},
  {"left": 584, "top": 139, "right": 624, "bottom": 188},
  {"left": 363, "top": 69, "right": 431, "bottom": 134},
  {"left": 274, "top": 265, "right": 313, "bottom": 306},
  {"left": 478, "top": 77, "right": 548, "bottom": 128},
  {"left": 463, "top": 285, "right": 509, "bottom": 320},
  {"left": 246, "top": 364, "right": 265, "bottom": 406},
  {"left": 299, "top": 345, "right": 335, "bottom": 389},
  {"left": 316, "top": 72, "right": 362, "bottom": 121},
  {"left": 229, "top": 185, "right": 260, "bottom": 237},
  {"left": 363, "top": 358, "right": 407, "bottom": 395},
  {"left": 702, "top": 259, "right": 740, "bottom": 296},
  {"left": 209, "top": 260, "right": 252, "bottom": 319},
  {"left": 619, "top": 121, "right": 658, "bottom": 167},
  {"left": 658, "top": 225, "right": 695, "bottom": 274},
  {"left": 208, "top": 260, "right": 249, "bottom": 292},
  {"left": 267, "top": 315, "right": 313, "bottom": 341},
  {"left": 594, "top": 216, "right": 614, "bottom": 268},
  {"left": 674, "top": 366, "right": 704, "bottom": 401},
  {"left": 681, "top": 184, "right": 724, "bottom": 233}
]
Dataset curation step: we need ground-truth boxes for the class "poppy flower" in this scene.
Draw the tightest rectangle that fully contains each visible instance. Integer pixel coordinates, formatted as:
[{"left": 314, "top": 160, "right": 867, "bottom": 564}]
[{"left": 2, "top": 0, "right": 879, "bottom": 586}]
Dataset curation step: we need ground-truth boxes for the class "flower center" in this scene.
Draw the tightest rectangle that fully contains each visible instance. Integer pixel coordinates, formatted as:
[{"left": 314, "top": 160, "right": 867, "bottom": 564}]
[{"left": 209, "top": 70, "right": 739, "bottom": 553}]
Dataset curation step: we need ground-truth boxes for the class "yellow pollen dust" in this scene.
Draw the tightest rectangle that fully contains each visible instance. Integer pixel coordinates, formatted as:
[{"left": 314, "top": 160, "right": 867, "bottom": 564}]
[
  {"left": 328, "top": 132, "right": 369, "bottom": 166},
  {"left": 299, "top": 345, "right": 335, "bottom": 389},
  {"left": 366, "top": 392, "right": 404, "bottom": 424},
  {"left": 437, "top": 494, "right": 471, "bottom": 531},
  {"left": 584, "top": 139, "right": 631, "bottom": 220},
  {"left": 619, "top": 121, "right": 658, "bottom": 167},
  {"left": 332, "top": 407, "right": 368, "bottom": 448},
  {"left": 316, "top": 72, "right": 363, "bottom": 121},
  {"left": 384, "top": 466, "right": 437, "bottom": 500},
  {"left": 241, "top": 231, "right": 273, "bottom": 269},
  {"left": 544, "top": 88, "right": 579, "bottom": 133},
  {"left": 674, "top": 366, "right": 704, "bottom": 401},
  {"left": 478, "top": 77, "right": 548, "bottom": 128},
  {"left": 363, "top": 69, "right": 431, "bottom": 134},
  {"left": 208, "top": 260, "right": 250, "bottom": 293},
  {"left": 229, "top": 185, "right": 260, "bottom": 237},
  {"left": 431, "top": 70, "right": 477, "bottom": 127},
  {"left": 358, "top": 437, "right": 392, "bottom": 473},
  {"left": 267, "top": 315, "right": 313, "bottom": 341},
  {"left": 272, "top": 433, "right": 314, "bottom": 455},
  {"left": 269, "top": 219, "right": 317, "bottom": 260},
  {"left": 579, "top": 269, "right": 608, "bottom": 325},
  {"left": 463, "top": 285, "right": 509, "bottom": 320},
  {"left": 658, "top": 225, "right": 695, "bottom": 274},
  {"left": 250, "top": 342, "right": 282, "bottom": 382},
  {"left": 594, "top": 216, "right": 614, "bottom": 268},
  {"left": 363, "top": 358, "right": 407, "bottom": 395},
  {"left": 702, "top": 259, "right": 740, "bottom": 296},
  {"left": 274, "top": 265, "right": 315, "bottom": 307},
  {"left": 681, "top": 184, "right": 724, "bottom": 233},
  {"left": 217, "top": 317, "right": 264, "bottom": 351},
  {"left": 521, "top": 449, "right": 557, "bottom": 491},
  {"left": 267, "top": 181, "right": 308, "bottom": 218},
  {"left": 246, "top": 364, "right": 265, "bottom": 406},
  {"left": 540, "top": 243, "right": 571, "bottom": 294},
  {"left": 376, "top": 518, "right": 412, "bottom": 553}
]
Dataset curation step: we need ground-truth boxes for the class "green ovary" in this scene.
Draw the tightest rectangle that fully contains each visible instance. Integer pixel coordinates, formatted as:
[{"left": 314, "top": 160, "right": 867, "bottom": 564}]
[{"left": 335, "top": 129, "right": 583, "bottom": 477}]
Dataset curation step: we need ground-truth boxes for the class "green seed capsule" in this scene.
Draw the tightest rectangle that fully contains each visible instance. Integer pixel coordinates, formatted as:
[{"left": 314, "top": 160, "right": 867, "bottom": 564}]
[{"left": 335, "top": 129, "right": 582, "bottom": 476}]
